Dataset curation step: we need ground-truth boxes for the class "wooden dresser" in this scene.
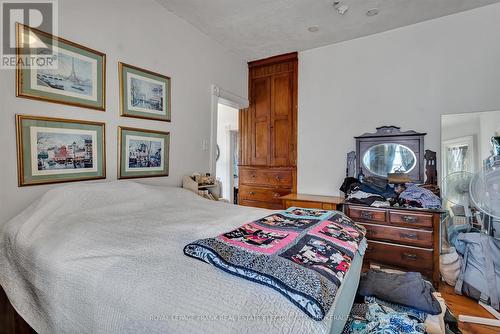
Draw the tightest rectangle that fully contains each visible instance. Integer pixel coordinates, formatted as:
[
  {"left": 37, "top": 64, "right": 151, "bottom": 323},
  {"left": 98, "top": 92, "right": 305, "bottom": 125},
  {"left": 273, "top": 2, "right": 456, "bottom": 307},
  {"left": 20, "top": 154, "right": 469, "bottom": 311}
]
[
  {"left": 238, "top": 52, "right": 297, "bottom": 209},
  {"left": 344, "top": 203, "right": 442, "bottom": 287}
]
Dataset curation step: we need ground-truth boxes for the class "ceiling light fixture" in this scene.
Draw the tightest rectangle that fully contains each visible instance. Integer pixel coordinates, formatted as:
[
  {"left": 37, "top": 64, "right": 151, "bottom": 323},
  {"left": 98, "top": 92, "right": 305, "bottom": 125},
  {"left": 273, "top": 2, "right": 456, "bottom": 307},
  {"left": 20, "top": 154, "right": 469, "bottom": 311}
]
[
  {"left": 307, "top": 25, "right": 319, "bottom": 33},
  {"left": 332, "top": 1, "right": 349, "bottom": 15},
  {"left": 366, "top": 8, "right": 380, "bottom": 16}
]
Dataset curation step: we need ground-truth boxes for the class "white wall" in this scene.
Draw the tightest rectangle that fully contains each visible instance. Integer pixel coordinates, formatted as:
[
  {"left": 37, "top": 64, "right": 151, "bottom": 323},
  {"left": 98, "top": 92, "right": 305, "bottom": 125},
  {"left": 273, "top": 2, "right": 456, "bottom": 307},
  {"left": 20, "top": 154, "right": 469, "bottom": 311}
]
[
  {"left": 0, "top": 0, "right": 247, "bottom": 223},
  {"left": 298, "top": 3, "right": 500, "bottom": 196},
  {"left": 215, "top": 103, "right": 238, "bottom": 200}
]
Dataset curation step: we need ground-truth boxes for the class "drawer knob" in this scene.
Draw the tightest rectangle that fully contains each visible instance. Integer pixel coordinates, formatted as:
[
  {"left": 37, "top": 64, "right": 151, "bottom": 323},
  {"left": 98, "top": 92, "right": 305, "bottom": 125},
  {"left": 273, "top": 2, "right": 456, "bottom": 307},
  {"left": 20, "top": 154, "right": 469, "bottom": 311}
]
[
  {"left": 360, "top": 211, "right": 373, "bottom": 220},
  {"left": 249, "top": 191, "right": 255, "bottom": 195},
  {"left": 251, "top": 174, "right": 256, "bottom": 178},
  {"left": 400, "top": 233, "right": 418, "bottom": 240},
  {"left": 275, "top": 176, "right": 281, "bottom": 181},
  {"left": 402, "top": 216, "right": 418, "bottom": 223},
  {"left": 403, "top": 253, "right": 418, "bottom": 261},
  {"left": 273, "top": 192, "right": 280, "bottom": 198}
]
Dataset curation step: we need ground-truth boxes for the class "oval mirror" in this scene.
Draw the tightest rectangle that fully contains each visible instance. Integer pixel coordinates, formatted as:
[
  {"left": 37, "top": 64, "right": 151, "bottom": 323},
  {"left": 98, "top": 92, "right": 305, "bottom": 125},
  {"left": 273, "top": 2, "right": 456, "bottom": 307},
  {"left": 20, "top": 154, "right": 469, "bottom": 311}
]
[{"left": 362, "top": 143, "right": 417, "bottom": 177}]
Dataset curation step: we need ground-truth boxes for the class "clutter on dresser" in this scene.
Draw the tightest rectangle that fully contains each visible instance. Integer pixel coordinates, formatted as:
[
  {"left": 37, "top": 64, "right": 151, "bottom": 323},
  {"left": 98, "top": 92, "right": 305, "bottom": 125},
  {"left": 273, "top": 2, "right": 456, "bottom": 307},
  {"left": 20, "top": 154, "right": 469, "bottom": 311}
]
[
  {"left": 341, "top": 126, "right": 441, "bottom": 210},
  {"left": 182, "top": 173, "right": 223, "bottom": 201}
]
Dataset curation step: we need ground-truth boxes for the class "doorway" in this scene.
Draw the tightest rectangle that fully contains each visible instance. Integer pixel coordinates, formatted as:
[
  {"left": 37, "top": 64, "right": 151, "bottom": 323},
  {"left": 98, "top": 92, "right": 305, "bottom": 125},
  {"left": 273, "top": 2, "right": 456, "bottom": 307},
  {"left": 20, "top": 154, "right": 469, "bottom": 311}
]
[{"left": 215, "top": 103, "right": 239, "bottom": 202}]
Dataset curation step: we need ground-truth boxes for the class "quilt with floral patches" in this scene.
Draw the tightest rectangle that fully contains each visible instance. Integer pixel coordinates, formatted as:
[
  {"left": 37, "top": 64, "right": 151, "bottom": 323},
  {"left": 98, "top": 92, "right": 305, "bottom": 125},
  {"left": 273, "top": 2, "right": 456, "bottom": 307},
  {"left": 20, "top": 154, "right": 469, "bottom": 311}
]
[{"left": 184, "top": 208, "right": 366, "bottom": 321}]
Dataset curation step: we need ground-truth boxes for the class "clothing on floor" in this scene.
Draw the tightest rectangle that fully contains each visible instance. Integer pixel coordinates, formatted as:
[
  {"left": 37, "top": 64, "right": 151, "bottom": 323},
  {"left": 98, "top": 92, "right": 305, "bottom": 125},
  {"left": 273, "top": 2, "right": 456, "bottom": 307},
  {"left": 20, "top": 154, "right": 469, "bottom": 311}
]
[
  {"left": 440, "top": 247, "right": 462, "bottom": 286},
  {"left": 344, "top": 302, "right": 425, "bottom": 334},
  {"left": 358, "top": 270, "right": 442, "bottom": 315},
  {"left": 364, "top": 296, "right": 427, "bottom": 322},
  {"left": 424, "top": 292, "right": 447, "bottom": 334}
]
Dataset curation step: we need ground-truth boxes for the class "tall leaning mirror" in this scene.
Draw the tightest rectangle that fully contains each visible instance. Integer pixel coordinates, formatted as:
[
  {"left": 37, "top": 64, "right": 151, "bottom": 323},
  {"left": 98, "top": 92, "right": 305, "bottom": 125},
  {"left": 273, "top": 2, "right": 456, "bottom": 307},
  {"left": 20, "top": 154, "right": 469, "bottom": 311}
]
[{"left": 441, "top": 110, "right": 500, "bottom": 239}]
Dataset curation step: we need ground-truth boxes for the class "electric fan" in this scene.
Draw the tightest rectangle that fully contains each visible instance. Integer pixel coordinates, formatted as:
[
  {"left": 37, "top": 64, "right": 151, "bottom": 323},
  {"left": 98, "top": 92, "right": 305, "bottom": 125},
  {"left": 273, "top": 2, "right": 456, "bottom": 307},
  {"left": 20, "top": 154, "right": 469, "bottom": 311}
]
[
  {"left": 442, "top": 171, "right": 474, "bottom": 218},
  {"left": 469, "top": 160, "right": 500, "bottom": 235}
]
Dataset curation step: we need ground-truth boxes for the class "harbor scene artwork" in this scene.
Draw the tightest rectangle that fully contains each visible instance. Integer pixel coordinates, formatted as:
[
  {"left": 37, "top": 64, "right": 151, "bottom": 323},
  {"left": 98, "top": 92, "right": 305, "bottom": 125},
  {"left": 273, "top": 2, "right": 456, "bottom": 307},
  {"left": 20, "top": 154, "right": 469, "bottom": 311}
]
[
  {"left": 119, "top": 127, "right": 169, "bottom": 179},
  {"left": 120, "top": 63, "right": 170, "bottom": 121},
  {"left": 33, "top": 128, "right": 97, "bottom": 175},
  {"left": 127, "top": 136, "right": 164, "bottom": 170},
  {"left": 129, "top": 76, "right": 164, "bottom": 113},
  {"left": 33, "top": 48, "right": 96, "bottom": 100},
  {"left": 17, "top": 115, "right": 105, "bottom": 186},
  {"left": 17, "top": 24, "right": 106, "bottom": 110}
]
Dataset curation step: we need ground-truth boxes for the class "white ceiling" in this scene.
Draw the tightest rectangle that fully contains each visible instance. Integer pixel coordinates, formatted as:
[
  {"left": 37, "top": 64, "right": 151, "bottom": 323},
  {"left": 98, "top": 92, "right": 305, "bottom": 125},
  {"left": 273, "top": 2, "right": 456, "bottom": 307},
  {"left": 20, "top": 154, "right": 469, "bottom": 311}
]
[{"left": 157, "top": 0, "right": 500, "bottom": 61}]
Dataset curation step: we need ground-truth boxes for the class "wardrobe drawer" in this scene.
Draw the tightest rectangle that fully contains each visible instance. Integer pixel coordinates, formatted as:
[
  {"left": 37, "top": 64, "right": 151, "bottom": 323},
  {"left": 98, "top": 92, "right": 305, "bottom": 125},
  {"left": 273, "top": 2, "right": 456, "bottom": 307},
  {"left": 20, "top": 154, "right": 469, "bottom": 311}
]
[
  {"left": 347, "top": 206, "right": 386, "bottom": 223},
  {"left": 365, "top": 240, "right": 433, "bottom": 271},
  {"left": 389, "top": 211, "right": 433, "bottom": 228},
  {"left": 239, "top": 168, "right": 293, "bottom": 187},
  {"left": 362, "top": 223, "right": 433, "bottom": 248},
  {"left": 239, "top": 185, "right": 291, "bottom": 204}
]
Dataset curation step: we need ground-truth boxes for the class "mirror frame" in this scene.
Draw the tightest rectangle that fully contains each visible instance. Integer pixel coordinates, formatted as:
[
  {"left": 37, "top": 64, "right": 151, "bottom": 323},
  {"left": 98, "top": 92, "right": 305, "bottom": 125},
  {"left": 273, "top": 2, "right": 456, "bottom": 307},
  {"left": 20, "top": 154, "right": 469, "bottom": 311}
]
[{"left": 355, "top": 126, "right": 426, "bottom": 183}]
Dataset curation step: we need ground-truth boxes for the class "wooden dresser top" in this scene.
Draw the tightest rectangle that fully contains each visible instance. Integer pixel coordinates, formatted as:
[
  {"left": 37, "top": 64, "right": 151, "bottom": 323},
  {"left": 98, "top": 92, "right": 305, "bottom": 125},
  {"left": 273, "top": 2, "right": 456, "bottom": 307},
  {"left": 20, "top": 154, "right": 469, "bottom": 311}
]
[{"left": 280, "top": 193, "right": 344, "bottom": 204}]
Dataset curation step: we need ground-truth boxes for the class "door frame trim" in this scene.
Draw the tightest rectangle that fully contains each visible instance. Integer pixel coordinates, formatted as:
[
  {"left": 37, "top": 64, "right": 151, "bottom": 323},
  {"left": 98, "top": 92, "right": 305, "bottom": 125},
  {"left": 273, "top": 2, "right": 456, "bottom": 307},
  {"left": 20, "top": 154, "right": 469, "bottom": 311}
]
[{"left": 210, "top": 84, "right": 248, "bottom": 175}]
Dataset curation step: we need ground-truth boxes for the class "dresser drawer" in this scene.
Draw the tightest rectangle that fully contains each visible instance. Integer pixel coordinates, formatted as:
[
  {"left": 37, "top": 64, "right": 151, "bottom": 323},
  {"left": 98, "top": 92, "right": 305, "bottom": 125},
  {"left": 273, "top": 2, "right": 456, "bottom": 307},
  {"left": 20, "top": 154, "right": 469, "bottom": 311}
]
[
  {"left": 239, "top": 185, "right": 291, "bottom": 204},
  {"left": 239, "top": 168, "right": 293, "bottom": 187},
  {"left": 362, "top": 223, "right": 433, "bottom": 248},
  {"left": 347, "top": 206, "right": 386, "bottom": 223},
  {"left": 389, "top": 211, "right": 433, "bottom": 228},
  {"left": 365, "top": 240, "right": 433, "bottom": 271}
]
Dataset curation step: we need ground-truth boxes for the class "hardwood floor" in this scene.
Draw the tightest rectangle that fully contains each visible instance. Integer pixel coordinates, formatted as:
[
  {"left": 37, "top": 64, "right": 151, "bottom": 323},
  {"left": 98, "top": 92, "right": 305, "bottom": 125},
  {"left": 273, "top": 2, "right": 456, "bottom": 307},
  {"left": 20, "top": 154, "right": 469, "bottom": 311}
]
[{"left": 439, "top": 283, "right": 499, "bottom": 334}]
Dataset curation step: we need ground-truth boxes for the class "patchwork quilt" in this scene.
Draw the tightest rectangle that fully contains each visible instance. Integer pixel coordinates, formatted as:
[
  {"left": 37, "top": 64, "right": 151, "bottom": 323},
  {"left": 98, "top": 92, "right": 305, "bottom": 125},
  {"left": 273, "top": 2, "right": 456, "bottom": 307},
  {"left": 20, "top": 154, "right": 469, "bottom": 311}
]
[{"left": 184, "top": 207, "right": 367, "bottom": 320}]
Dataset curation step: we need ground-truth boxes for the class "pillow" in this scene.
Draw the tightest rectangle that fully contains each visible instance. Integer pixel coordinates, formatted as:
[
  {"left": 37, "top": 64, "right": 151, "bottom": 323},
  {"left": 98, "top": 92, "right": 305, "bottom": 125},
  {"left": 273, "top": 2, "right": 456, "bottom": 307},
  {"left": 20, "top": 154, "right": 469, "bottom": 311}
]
[{"left": 358, "top": 270, "right": 442, "bottom": 315}]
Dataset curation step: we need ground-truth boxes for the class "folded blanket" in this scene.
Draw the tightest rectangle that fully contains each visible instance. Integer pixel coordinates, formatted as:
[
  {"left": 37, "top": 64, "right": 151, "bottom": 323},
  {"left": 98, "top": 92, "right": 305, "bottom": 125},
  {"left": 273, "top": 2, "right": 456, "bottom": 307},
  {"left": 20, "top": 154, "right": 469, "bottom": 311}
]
[{"left": 184, "top": 208, "right": 366, "bottom": 320}]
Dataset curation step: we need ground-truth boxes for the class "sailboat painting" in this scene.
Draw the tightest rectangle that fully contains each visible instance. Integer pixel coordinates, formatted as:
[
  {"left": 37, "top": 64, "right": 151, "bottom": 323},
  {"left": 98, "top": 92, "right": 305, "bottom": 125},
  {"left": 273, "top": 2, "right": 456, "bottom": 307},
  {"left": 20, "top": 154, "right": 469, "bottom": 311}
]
[{"left": 16, "top": 24, "right": 106, "bottom": 110}]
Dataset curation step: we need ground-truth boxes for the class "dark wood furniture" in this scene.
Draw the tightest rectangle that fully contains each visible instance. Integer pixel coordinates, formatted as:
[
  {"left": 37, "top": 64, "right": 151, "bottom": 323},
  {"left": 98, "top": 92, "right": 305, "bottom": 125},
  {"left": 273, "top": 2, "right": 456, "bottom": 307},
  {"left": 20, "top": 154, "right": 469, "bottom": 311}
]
[
  {"left": 238, "top": 52, "right": 298, "bottom": 209},
  {"left": 344, "top": 203, "right": 442, "bottom": 287},
  {"left": 356, "top": 126, "right": 426, "bottom": 183},
  {"left": 280, "top": 193, "right": 344, "bottom": 211},
  {"left": 1, "top": 286, "right": 35, "bottom": 334}
]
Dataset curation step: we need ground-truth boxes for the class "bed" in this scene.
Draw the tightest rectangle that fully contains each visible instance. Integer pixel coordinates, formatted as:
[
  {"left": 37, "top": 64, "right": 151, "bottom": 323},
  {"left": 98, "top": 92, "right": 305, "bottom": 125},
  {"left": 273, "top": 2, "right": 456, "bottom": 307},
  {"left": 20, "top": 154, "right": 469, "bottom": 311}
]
[{"left": 0, "top": 181, "right": 365, "bottom": 334}]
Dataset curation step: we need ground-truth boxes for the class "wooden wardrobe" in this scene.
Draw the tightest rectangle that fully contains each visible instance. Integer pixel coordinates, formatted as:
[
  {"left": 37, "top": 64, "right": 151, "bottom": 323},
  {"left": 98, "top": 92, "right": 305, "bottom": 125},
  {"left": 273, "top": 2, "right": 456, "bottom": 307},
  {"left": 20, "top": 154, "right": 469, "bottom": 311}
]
[{"left": 238, "top": 52, "right": 297, "bottom": 209}]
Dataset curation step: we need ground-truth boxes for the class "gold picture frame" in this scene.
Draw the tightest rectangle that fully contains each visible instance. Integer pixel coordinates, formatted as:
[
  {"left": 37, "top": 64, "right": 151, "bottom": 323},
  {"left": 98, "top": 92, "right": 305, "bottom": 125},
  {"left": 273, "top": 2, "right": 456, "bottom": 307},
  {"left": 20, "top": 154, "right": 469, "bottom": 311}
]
[
  {"left": 16, "top": 115, "right": 106, "bottom": 186},
  {"left": 118, "top": 126, "right": 170, "bottom": 179},
  {"left": 119, "top": 62, "right": 171, "bottom": 122},
  {"left": 16, "top": 23, "right": 106, "bottom": 111}
]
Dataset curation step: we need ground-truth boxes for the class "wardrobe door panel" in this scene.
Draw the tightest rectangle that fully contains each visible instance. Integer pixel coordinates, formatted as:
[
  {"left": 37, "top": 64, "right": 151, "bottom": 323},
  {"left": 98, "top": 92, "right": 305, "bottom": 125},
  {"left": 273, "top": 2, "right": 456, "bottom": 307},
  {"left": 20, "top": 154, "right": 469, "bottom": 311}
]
[
  {"left": 271, "top": 72, "right": 293, "bottom": 166},
  {"left": 250, "top": 77, "right": 271, "bottom": 166}
]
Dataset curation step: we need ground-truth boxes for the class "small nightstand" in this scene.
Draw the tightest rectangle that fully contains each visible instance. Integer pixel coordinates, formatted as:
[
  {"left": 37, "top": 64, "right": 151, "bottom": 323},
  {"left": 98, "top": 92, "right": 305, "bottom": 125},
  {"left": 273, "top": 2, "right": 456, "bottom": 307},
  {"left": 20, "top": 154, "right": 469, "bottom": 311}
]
[{"left": 280, "top": 193, "right": 344, "bottom": 211}]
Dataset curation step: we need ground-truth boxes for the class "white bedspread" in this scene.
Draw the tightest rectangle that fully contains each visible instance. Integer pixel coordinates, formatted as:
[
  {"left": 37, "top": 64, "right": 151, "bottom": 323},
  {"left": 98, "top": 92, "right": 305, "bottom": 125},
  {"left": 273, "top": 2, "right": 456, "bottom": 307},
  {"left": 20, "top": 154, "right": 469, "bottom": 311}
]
[{"left": 0, "top": 181, "right": 337, "bottom": 334}]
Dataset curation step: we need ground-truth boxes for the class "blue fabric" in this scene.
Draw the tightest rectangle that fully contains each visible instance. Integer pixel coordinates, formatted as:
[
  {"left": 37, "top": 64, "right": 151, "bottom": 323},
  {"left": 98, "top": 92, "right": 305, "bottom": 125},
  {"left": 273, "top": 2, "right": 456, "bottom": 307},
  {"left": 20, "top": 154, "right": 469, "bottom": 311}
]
[
  {"left": 347, "top": 302, "right": 425, "bottom": 334},
  {"left": 399, "top": 183, "right": 441, "bottom": 209},
  {"left": 359, "top": 183, "right": 396, "bottom": 199},
  {"left": 364, "top": 296, "right": 427, "bottom": 322}
]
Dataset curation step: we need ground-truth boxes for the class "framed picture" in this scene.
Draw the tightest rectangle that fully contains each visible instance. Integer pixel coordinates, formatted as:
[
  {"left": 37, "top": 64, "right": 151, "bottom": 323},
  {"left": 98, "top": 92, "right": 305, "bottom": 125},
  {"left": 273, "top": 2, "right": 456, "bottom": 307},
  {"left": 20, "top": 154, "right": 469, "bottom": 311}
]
[
  {"left": 118, "top": 127, "right": 170, "bottom": 179},
  {"left": 16, "top": 115, "right": 106, "bottom": 186},
  {"left": 16, "top": 23, "right": 106, "bottom": 110},
  {"left": 119, "top": 62, "right": 171, "bottom": 122}
]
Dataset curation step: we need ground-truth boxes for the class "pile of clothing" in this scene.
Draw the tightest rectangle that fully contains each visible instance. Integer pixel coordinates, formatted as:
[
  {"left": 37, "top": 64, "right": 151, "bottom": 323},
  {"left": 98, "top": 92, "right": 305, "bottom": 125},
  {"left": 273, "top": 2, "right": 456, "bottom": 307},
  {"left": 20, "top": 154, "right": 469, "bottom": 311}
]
[
  {"left": 343, "top": 270, "right": 461, "bottom": 334},
  {"left": 340, "top": 176, "right": 441, "bottom": 209}
]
